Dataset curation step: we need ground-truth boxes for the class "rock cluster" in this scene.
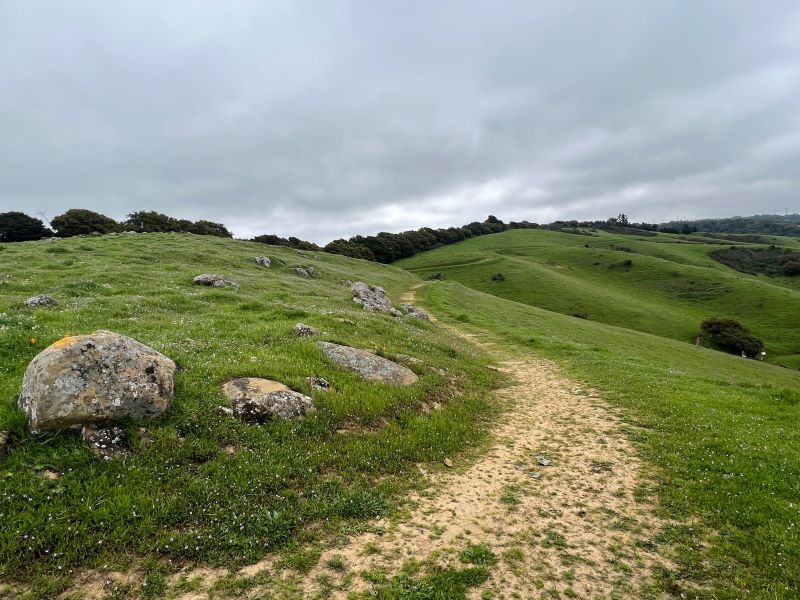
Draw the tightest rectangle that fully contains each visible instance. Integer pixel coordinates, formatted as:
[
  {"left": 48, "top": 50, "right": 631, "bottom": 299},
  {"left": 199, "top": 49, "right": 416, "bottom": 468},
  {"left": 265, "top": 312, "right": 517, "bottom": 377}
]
[
  {"left": 18, "top": 330, "right": 176, "bottom": 434},
  {"left": 292, "top": 266, "right": 319, "bottom": 278},
  {"left": 192, "top": 274, "right": 239, "bottom": 288},
  {"left": 317, "top": 341, "right": 418, "bottom": 386},
  {"left": 351, "top": 282, "right": 401, "bottom": 316},
  {"left": 25, "top": 295, "right": 58, "bottom": 308},
  {"left": 222, "top": 377, "right": 315, "bottom": 423},
  {"left": 253, "top": 256, "right": 271, "bottom": 267},
  {"left": 82, "top": 425, "right": 130, "bottom": 461},
  {"left": 292, "top": 323, "right": 319, "bottom": 337}
]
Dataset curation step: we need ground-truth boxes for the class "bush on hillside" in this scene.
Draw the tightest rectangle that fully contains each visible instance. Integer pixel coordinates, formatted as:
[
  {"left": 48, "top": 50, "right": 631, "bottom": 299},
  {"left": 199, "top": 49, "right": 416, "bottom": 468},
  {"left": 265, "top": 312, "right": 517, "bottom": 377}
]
[
  {"left": 51, "top": 209, "right": 118, "bottom": 237},
  {"left": 700, "top": 317, "right": 764, "bottom": 357},
  {"left": 0, "top": 212, "right": 50, "bottom": 242},
  {"left": 491, "top": 273, "right": 506, "bottom": 282}
]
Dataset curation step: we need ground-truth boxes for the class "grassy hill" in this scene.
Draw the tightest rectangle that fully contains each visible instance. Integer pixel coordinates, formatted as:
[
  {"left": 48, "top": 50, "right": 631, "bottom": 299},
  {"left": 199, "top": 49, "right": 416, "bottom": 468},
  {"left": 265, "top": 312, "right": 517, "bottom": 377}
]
[
  {"left": 0, "top": 233, "right": 498, "bottom": 595},
  {"left": 417, "top": 280, "right": 800, "bottom": 597},
  {"left": 3, "top": 230, "right": 800, "bottom": 597},
  {"left": 397, "top": 228, "right": 800, "bottom": 367}
]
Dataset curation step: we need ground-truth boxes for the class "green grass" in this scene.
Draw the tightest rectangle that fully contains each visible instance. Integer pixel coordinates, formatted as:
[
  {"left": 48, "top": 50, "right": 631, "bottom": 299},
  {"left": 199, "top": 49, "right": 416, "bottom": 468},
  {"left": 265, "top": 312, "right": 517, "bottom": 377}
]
[
  {"left": 398, "top": 228, "right": 800, "bottom": 361},
  {"left": 0, "top": 233, "right": 499, "bottom": 594},
  {"left": 418, "top": 280, "right": 800, "bottom": 598}
]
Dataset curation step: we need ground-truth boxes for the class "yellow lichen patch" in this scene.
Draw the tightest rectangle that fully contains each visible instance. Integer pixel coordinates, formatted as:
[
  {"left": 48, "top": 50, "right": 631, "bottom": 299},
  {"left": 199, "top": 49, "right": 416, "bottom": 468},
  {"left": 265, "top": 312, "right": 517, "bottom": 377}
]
[{"left": 48, "top": 335, "right": 82, "bottom": 350}]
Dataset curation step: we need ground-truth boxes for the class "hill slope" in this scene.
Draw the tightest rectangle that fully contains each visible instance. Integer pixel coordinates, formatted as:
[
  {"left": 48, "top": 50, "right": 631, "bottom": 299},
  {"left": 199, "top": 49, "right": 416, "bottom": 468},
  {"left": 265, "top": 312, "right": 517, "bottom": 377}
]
[
  {"left": 397, "top": 228, "right": 800, "bottom": 366},
  {"left": 0, "top": 233, "right": 498, "bottom": 593}
]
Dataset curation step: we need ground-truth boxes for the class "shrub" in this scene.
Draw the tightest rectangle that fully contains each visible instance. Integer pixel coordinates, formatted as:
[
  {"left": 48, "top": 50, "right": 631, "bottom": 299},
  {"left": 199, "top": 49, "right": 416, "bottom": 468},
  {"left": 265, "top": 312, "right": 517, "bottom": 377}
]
[
  {"left": 491, "top": 273, "right": 506, "bottom": 282},
  {"left": 700, "top": 318, "right": 764, "bottom": 357},
  {"left": 51, "top": 208, "right": 118, "bottom": 237},
  {"left": 0, "top": 212, "right": 50, "bottom": 242},
  {"left": 427, "top": 273, "right": 446, "bottom": 280}
]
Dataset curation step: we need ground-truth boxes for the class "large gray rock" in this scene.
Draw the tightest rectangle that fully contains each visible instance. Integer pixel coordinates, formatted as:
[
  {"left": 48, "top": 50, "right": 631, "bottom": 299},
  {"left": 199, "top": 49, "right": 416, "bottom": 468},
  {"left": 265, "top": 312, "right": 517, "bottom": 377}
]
[
  {"left": 400, "top": 303, "right": 431, "bottom": 321},
  {"left": 192, "top": 274, "right": 239, "bottom": 288},
  {"left": 18, "top": 330, "right": 175, "bottom": 434},
  {"left": 351, "top": 282, "right": 402, "bottom": 316},
  {"left": 25, "top": 295, "right": 58, "bottom": 308},
  {"left": 222, "top": 378, "right": 315, "bottom": 423},
  {"left": 254, "top": 256, "right": 271, "bottom": 267},
  {"left": 317, "top": 342, "right": 418, "bottom": 386}
]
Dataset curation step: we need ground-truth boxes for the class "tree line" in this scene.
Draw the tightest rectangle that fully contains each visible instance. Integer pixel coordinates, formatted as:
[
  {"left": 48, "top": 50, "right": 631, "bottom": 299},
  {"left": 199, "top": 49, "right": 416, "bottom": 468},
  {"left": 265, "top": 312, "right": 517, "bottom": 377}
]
[{"left": 0, "top": 209, "right": 232, "bottom": 242}]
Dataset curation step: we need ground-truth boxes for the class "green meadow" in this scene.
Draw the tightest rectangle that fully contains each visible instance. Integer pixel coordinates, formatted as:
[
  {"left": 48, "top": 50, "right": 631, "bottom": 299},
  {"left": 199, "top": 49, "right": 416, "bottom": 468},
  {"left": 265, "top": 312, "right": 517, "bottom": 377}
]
[
  {"left": 397, "top": 228, "right": 800, "bottom": 367},
  {"left": 0, "top": 234, "right": 498, "bottom": 596}
]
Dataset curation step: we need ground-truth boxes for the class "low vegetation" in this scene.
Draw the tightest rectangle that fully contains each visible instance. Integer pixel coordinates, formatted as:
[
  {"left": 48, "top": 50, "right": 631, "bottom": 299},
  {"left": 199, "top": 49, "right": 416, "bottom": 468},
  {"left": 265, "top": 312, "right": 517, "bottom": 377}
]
[{"left": 700, "top": 317, "right": 765, "bottom": 357}]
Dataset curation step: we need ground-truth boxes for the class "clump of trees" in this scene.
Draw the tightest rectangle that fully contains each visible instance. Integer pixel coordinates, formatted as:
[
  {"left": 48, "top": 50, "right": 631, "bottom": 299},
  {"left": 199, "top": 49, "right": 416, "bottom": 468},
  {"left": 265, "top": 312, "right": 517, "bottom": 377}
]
[
  {"left": 121, "top": 211, "right": 232, "bottom": 237},
  {"left": 709, "top": 246, "right": 800, "bottom": 277},
  {"left": 322, "top": 216, "right": 539, "bottom": 264},
  {"left": 51, "top": 209, "right": 118, "bottom": 236},
  {"left": 0, "top": 212, "right": 50, "bottom": 242},
  {"left": 700, "top": 318, "right": 765, "bottom": 357},
  {"left": 252, "top": 234, "right": 320, "bottom": 251}
]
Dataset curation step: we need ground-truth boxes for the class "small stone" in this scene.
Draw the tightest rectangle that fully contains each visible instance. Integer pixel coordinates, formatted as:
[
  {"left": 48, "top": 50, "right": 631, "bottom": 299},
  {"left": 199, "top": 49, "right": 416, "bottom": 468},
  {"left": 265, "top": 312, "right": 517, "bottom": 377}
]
[
  {"left": 292, "top": 267, "right": 310, "bottom": 278},
  {"left": 192, "top": 274, "right": 239, "bottom": 288},
  {"left": 305, "top": 266, "right": 319, "bottom": 278},
  {"left": 216, "top": 405, "right": 234, "bottom": 417},
  {"left": 24, "top": 295, "right": 58, "bottom": 308},
  {"left": 39, "top": 467, "right": 61, "bottom": 480},
  {"left": 443, "top": 458, "right": 453, "bottom": 468},
  {"left": 82, "top": 425, "right": 130, "bottom": 461},
  {"left": 307, "top": 376, "right": 331, "bottom": 391},
  {"left": 722, "top": 473, "right": 734, "bottom": 479},
  {"left": 253, "top": 256, "right": 271, "bottom": 267},
  {"left": 222, "top": 378, "right": 315, "bottom": 423},
  {"left": 0, "top": 431, "right": 13, "bottom": 458},
  {"left": 535, "top": 454, "right": 552, "bottom": 467},
  {"left": 292, "top": 323, "right": 319, "bottom": 337}
]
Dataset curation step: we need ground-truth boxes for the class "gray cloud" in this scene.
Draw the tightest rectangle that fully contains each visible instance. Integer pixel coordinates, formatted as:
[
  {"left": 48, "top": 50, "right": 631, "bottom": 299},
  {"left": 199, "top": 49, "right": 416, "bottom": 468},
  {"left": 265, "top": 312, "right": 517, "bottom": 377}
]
[{"left": 1, "top": 1, "right": 799, "bottom": 242}]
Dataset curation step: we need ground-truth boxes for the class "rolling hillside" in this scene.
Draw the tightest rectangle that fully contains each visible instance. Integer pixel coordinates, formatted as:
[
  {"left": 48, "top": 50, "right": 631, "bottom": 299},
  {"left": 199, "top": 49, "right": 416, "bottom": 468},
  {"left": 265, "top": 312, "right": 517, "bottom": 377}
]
[{"left": 397, "top": 228, "right": 800, "bottom": 367}]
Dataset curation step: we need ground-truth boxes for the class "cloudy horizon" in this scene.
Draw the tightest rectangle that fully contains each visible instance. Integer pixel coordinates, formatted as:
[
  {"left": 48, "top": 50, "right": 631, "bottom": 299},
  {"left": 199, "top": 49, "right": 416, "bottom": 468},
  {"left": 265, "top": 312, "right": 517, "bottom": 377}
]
[{"left": 2, "top": 1, "right": 800, "bottom": 243}]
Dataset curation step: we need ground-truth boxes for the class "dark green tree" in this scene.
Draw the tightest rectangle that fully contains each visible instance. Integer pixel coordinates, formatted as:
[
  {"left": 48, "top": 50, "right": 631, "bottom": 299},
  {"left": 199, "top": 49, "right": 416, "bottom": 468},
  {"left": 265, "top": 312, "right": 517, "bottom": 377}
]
[
  {"left": 51, "top": 208, "right": 118, "bottom": 237},
  {"left": 0, "top": 212, "right": 50, "bottom": 242}
]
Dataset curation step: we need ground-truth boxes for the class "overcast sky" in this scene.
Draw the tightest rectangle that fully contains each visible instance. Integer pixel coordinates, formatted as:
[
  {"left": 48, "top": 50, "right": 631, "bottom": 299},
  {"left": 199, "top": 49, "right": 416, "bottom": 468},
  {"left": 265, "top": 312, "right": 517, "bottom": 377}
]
[{"left": 2, "top": 1, "right": 800, "bottom": 242}]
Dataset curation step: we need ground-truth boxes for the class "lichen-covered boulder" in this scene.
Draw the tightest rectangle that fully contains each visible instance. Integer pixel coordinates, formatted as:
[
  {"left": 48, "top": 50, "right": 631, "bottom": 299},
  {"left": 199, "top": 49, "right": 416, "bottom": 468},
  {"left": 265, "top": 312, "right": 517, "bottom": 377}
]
[
  {"left": 351, "top": 282, "right": 402, "bottom": 316},
  {"left": 292, "top": 267, "right": 310, "bottom": 278},
  {"left": 222, "top": 378, "right": 315, "bottom": 423},
  {"left": 317, "top": 342, "right": 418, "bottom": 386},
  {"left": 18, "top": 330, "right": 175, "bottom": 434},
  {"left": 25, "top": 295, "right": 58, "bottom": 308},
  {"left": 192, "top": 274, "right": 239, "bottom": 288}
]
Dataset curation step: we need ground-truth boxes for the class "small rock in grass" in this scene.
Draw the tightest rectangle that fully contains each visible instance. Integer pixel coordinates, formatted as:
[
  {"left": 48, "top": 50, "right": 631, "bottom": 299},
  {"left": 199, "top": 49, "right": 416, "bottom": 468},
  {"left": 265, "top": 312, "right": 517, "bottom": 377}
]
[
  {"left": 443, "top": 458, "right": 453, "bottom": 468},
  {"left": 82, "top": 425, "right": 131, "bottom": 461},
  {"left": 39, "top": 467, "right": 61, "bottom": 480},
  {"left": 293, "top": 323, "right": 319, "bottom": 337},
  {"left": 307, "top": 376, "right": 331, "bottom": 391},
  {"left": 0, "top": 431, "right": 13, "bottom": 458},
  {"left": 317, "top": 342, "right": 418, "bottom": 386},
  {"left": 400, "top": 303, "right": 431, "bottom": 321},
  {"left": 192, "top": 274, "right": 239, "bottom": 288},
  {"left": 292, "top": 267, "right": 310, "bottom": 278},
  {"left": 351, "top": 282, "right": 402, "bottom": 316},
  {"left": 216, "top": 405, "right": 234, "bottom": 417},
  {"left": 25, "top": 295, "right": 57, "bottom": 308},
  {"left": 222, "top": 378, "right": 315, "bottom": 423},
  {"left": 253, "top": 256, "right": 271, "bottom": 267},
  {"left": 535, "top": 453, "right": 552, "bottom": 467}
]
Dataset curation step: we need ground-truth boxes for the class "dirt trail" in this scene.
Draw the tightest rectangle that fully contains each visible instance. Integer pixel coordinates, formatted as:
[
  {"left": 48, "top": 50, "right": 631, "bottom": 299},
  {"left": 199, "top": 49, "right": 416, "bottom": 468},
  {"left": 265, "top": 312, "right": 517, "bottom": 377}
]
[{"left": 300, "top": 342, "right": 673, "bottom": 598}]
